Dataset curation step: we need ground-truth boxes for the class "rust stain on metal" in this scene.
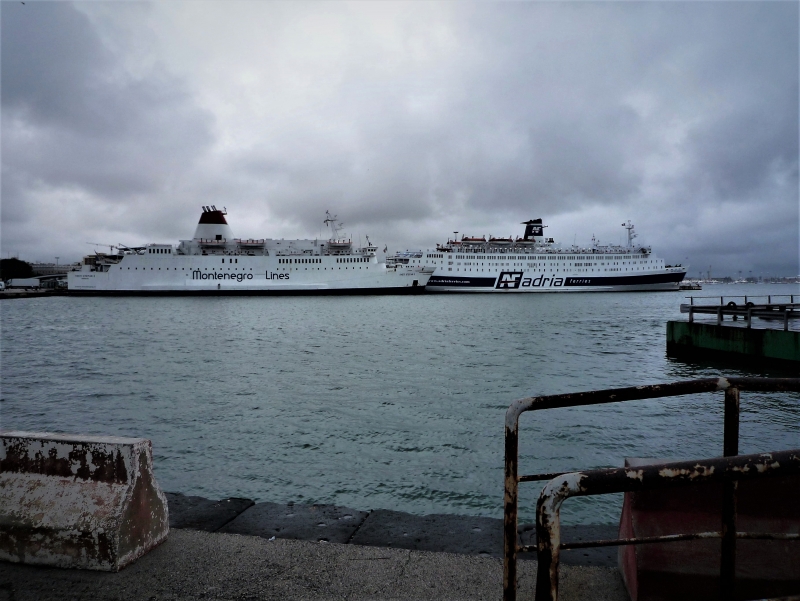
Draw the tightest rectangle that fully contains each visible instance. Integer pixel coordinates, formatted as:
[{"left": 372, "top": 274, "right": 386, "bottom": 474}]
[
  {"left": 657, "top": 465, "right": 716, "bottom": 480},
  {"left": 626, "top": 469, "right": 645, "bottom": 481},
  {"left": 502, "top": 377, "right": 800, "bottom": 601},
  {"left": 503, "top": 419, "right": 520, "bottom": 601},
  {"left": 755, "top": 461, "right": 780, "bottom": 473},
  {"left": 534, "top": 449, "right": 799, "bottom": 601}
]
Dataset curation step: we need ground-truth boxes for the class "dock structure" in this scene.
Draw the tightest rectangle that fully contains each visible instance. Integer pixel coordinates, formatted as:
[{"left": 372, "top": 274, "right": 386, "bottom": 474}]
[{"left": 667, "top": 295, "right": 799, "bottom": 366}]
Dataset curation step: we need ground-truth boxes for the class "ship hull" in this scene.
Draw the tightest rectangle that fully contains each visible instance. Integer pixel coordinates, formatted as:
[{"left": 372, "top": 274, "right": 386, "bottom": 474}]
[
  {"left": 67, "top": 287, "right": 426, "bottom": 296},
  {"left": 425, "top": 270, "right": 686, "bottom": 292},
  {"left": 68, "top": 255, "right": 427, "bottom": 295}
]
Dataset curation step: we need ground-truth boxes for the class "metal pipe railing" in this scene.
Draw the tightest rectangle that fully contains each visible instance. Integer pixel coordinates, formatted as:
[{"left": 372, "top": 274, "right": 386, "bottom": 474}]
[
  {"left": 534, "top": 449, "right": 800, "bottom": 601},
  {"left": 503, "top": 377, "right": 800, "bottom": 601},
  {"left": 680, "top": 302, "right": 798, "bottom": 331}
]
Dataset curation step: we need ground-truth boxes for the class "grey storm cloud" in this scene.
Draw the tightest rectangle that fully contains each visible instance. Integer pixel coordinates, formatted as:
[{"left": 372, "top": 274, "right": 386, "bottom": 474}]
[
  {"left": 2, "top": 2, "right": 213, "bottom": 202},
  {"left": 1, "top": 1, "right": 797, "bottom": 276},
  {"left": 449, "top": 2, "right": 798, "bottom": 212}
]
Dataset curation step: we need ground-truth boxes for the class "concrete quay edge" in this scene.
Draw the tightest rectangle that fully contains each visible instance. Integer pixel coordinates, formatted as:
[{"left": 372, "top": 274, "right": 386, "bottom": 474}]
[
  {"left": 0, "top": 528, "right": 629, "bottom": 601},
  {"left": 165, "top": 492, "right": 620, "bottom": 568},
  {"left": 666, "top": 320, "right": 800, "bottom": 365}
]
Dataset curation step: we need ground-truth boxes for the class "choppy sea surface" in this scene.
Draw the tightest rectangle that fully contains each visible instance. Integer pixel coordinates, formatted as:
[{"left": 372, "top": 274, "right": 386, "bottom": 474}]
[{"left": 2, "top": 283, "right": 798, "bottom": 525}]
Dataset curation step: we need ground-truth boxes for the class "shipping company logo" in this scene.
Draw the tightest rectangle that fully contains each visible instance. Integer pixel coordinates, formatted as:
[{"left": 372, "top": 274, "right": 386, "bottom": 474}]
[
  {"left": 191, "top": 270, "right": 290, "bottom": 282},
  {"left": 192, "top": 270, "right": 255, "bottom": 282},
  {"left": 496, "top": 273, "right": 576, "bottom": 288},
  {"left": 496, "top": 272, "right": 524, "bottom": 289}
]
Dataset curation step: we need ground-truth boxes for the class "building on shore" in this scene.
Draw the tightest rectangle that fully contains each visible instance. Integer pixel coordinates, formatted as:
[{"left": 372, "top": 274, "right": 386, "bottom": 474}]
[{"left": 29, "top": 262, "right": 79, "bottom": 277}]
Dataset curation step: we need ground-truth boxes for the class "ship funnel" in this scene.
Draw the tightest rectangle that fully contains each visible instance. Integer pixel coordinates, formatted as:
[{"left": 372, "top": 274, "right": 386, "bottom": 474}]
[
  {"left": 522, "top": 218, "right": 545, "bottom": 240},
  {"left": 193, "top": 206, "right": 234, "bottom": 241}
]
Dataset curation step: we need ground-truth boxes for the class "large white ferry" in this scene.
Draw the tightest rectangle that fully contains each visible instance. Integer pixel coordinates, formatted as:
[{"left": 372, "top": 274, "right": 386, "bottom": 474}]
[
  {"left": 68, "top": 207, "right": 429, "bottom": 295},
  {"left": 409, "top": 219, "right": 686, "bottom": 292}
]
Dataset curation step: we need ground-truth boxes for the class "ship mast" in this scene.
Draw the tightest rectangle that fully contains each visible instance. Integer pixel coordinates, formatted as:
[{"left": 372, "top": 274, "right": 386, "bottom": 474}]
[
  {"left": 622, "top": 221, "right": 637, "bottom": 248},
  {"left": 324, "top": 211, "right": 344, "bottom": 240}
]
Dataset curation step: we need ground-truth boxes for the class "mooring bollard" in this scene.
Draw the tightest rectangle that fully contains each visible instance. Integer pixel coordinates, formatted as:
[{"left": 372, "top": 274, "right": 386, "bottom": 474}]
[{"left": 0, "top": 431, "right": 169, "bottom": 571}]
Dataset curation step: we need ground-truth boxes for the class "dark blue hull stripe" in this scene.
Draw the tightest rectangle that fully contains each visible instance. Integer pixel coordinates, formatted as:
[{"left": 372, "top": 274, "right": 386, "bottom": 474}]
[
  {"left": 426, "top": 272, "right": 685, "bottom": 289},
  {"left": 564, "top": 273, "right": 685, "bottom": 286},
  {"left": 427, "top": 276, "right": 496, "bottom": 287}
]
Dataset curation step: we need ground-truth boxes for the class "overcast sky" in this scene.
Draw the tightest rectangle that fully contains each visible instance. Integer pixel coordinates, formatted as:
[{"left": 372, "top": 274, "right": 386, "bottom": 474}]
[{"left": 2, "top": 1, "right": 798, "bottom": 277}]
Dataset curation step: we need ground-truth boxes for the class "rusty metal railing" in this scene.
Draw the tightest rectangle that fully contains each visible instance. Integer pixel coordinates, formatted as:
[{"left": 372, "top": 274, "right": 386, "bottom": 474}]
[
  {"left": 503, "top": 377, "right": 800, "bottom": 601},
  {"left": 680, "top": 301, "right": 799, "bottom": 331},
  {"left": 535, "top": 450, "right": 800, "bottom": 601}
]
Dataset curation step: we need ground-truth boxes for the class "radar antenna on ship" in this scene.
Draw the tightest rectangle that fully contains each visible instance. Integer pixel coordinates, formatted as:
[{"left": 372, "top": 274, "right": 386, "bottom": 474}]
[
  {"left": 86, "top": 242, "right": 120, "bottom": 254},
  {"left": 622, "top": 220, "right": 638, "bottom": 248},
  {"left": 324, "top": 211, "right": 344, "bottom": 240}
]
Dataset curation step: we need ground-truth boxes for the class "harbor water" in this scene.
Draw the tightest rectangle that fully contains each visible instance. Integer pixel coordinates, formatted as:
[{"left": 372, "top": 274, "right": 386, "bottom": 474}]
[{"left": 2, "top": 284, "right": 798, "bottom": 525}]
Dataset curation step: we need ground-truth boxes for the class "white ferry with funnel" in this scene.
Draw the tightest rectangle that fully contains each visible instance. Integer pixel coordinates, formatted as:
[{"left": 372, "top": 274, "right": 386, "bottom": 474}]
[
  {"left": 68, "top": 207, "right": 429, "bottom": 295},
  {"left": 416, "top": 219, "right": 686, "bottom": 292}
]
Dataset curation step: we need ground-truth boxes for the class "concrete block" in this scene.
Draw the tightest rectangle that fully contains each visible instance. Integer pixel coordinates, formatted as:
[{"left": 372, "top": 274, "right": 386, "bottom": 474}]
[
  {"left": 219, "top": 502, "right": 368, "bottom": 543},
  {"left": 0, "top": 431, "right": 169, "bottom": 571},
  {"left": 619, "top": 457, "right": 800, "bottom": 601},
  {"left": 165, "top": 492, "right": 254, "bottom": 531},
  {"left": 349, "top": 509, "right": 504, "bottom": 557}
]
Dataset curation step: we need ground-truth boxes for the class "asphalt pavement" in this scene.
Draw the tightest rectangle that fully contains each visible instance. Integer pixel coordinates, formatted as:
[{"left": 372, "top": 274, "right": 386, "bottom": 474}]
[{"left": 0, "top": 528, "right": 629, "bottom": 601}]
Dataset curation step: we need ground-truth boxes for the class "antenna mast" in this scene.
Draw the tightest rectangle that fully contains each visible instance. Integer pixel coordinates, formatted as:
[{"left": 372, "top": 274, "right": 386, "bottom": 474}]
[
  {"left": 622, "top": 221, "right": 637, "bottom": 248},
  {"left": 324, "top": 211, "right": 343, "bottom": 240}
]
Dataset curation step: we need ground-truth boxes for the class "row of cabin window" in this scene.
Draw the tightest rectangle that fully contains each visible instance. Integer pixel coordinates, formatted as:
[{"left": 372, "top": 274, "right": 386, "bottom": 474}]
[
  {"left": 275, "top": 258, "right": 367, "bottom": 264},
  {"left": 433, "top": 259, "right": 659, "bottom": 267},
  {"left": 276, "top": 257, "right": 368, "bottom": 263},
  {"left": 448, "top": 253, "right": 649, "bottom": 260},
  {"left": 148, "top": 248, "right": 172, "bottom": 253},
  {"left": 446, "top": 266, "right": 651, "bottom": 272},
  {"left": 127, "top": 267, "right": 253, "bottom": 270},
  {"left": 125, "top": 266, "right": 372, "bottom": 272},
  {"left": 453, "top": 255, "right": 648, "bottom": 261}
]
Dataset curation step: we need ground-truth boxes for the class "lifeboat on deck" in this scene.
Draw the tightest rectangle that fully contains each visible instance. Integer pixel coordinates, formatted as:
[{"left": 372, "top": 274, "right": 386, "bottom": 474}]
[{"left": 327, "top": 238, "right": 352, "bottom": 249}]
